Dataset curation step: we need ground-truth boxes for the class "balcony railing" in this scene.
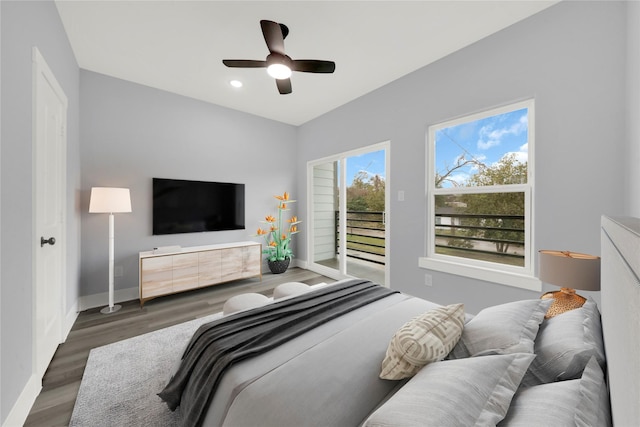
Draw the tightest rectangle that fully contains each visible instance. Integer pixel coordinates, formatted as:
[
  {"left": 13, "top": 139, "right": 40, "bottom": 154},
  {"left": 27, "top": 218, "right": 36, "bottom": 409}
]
[
  {"left": 335, "top": 211, "right": 385, "bottom": 265},
  {"left": 332, "top": 211, "right": 525, "bottom": 268},
  {"left": 435, "top": 212, "right": 525, "bottom": 266}
]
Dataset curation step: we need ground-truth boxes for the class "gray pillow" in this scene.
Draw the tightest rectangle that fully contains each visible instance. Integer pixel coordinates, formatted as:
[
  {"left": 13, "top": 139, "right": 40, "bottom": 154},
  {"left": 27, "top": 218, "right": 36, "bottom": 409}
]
[
  {"left": 499, "top": 357, "right": 611, "bottom": 426},
  {"left": 522, "top": 298, "right": 605, "bottom": 386},
  {"left": 449, "top": 299, "right": 552, "bottom": 359},
  {"left": 364, "top": 353, "right": 535, "bottom": 427}
]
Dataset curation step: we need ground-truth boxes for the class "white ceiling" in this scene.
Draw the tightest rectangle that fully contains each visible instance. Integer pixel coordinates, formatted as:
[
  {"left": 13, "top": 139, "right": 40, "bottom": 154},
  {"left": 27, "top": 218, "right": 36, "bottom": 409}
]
[{"left": 55, "top": 1, "right": 557, "bottom": 126}]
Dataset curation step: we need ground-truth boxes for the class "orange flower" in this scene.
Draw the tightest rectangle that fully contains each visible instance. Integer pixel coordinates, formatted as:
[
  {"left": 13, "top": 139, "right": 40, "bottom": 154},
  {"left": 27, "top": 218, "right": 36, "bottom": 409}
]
[
  {"left": 281, "top": 234, "right": 287, "bottom": 240},
  {"left": 289, "top": 225, "right": 297, "bottom": 233},
  {"left": 256, "top": 228, "right": 268, "bottom": 235},
  {"left": 270, "top": 225, "right": 278, "bottom": 232},
  {"left": 265, "top": 215, "right": 276, "bottom": 223},
  {"left": 274, "top": 191, "right": 290, "bottom": 201},
  {"left": 280, "top": 203, "right": 287, "bottom": 210},
  {"left": 269, "top": 241, "right": 277, "bottom": 247},
  {"left": 288, "top": 216, "right": 298, "bottom": 223}
]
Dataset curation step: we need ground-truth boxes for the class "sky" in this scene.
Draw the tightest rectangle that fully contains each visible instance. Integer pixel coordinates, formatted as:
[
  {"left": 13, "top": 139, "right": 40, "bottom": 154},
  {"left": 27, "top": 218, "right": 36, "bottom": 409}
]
[
  {"left": 434, "top": 107, "right": 529, "bottom": 188},
  {"left": 341, "top": 107, "right": 528, "bottom": 188},
  {"left": 345, "top": 149, "right": 386, "bottom": 186}
]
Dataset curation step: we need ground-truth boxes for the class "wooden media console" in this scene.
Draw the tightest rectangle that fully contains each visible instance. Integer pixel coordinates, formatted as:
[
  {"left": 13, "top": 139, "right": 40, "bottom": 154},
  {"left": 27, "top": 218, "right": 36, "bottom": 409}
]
[{"left": 139, "top": 241, "right": 261, "bottom": 306}]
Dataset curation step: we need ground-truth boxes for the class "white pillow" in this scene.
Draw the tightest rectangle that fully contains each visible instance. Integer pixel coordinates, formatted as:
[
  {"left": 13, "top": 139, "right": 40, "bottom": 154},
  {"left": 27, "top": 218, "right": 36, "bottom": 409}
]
[
  {"left": 380, "top": 303, "right": 465, "bottom": 380},
  {"left": 449, "top": 299, "right": 551, "bottom": 359},
  {"left": 522, "top": 299, "right": 605, "bottom": 386},
  {"left": 366, "top": 353, "right": 535, "bottom": 427},
  {"left": 499, "top": 357, "right": 611, "bottom": 426}
]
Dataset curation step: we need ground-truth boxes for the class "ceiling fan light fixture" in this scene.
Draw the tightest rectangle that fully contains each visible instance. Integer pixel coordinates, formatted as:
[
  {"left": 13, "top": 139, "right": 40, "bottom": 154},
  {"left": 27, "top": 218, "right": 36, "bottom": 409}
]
[{"left": 267, "top": 63, "right": 292, "bottom": 80}]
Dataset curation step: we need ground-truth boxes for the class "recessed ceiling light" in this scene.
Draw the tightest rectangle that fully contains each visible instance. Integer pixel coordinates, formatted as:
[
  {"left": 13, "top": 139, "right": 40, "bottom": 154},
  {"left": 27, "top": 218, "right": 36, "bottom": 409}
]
[{"left": 230, "top": 80, "right": 243, "bottom": 88}]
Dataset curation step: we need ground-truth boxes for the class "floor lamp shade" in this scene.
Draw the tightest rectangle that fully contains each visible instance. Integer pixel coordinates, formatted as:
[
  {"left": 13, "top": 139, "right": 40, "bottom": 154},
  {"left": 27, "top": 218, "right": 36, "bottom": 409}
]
[
  {"left": 89, "top": 187, "right": 132, "bottom": 213},
  {"left": 89, "top": 187, "right": 132, "bottom": 314},
  {"left": 539, "top": 250, "right": 600, "bottom": 318}
]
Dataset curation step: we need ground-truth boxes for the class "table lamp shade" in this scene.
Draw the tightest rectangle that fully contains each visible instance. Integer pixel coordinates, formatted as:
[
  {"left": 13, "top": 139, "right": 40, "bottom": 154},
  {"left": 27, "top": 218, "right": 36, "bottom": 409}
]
[
  {"left": 539, "top": 250, "right": 600, "bottom": 318},
  {"left": 539, "top": 250, "right": 601, "bottom": 291},
  {"left": 89, "top": 187, "right": 132, "bottom": 213}
]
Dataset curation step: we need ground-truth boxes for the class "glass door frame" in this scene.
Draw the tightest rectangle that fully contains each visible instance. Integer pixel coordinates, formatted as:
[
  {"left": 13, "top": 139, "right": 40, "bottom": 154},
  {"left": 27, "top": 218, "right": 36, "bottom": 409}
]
[{"left": 306, "top": 141, "right": 390, "bottom": 286}]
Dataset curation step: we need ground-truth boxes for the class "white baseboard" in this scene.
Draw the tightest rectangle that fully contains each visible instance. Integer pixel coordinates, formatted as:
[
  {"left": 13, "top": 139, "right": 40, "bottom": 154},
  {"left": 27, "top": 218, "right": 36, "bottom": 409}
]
[
  {"left": 292, "top": 258, "right": 307, "bottom": 269},
  {"left": 63, "top": 301, "right": 79, "bottom": 341},
  {"left": 2, "top": 374, "right": 41, "bottom": 427},
  {"left": 78, "top": 262, "right": 311, "bottom": 312},
  {"left": 78, "top": 286, "right": 139, "bottom": 311}
]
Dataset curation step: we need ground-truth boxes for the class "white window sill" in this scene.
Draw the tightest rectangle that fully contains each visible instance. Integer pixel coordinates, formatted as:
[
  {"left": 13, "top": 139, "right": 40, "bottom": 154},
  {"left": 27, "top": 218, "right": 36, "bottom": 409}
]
[{"left": 418, "top": 257, "right": 541, "bottom": 292}]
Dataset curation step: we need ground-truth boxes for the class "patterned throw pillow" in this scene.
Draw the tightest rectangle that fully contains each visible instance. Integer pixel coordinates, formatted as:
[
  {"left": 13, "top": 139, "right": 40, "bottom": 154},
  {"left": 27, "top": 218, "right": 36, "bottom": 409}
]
[{"left": 380, "top": 303, "right": 465, "bottom": 380}]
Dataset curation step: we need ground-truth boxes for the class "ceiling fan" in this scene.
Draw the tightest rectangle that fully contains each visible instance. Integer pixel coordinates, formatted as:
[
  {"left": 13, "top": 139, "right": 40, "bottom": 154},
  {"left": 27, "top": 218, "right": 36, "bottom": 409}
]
[{"left": 222, "top": 20, "right": 336, "bottom": 95}]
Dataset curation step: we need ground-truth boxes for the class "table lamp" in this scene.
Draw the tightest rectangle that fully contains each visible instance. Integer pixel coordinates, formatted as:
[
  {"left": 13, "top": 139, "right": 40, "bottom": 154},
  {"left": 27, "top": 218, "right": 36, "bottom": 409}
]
[
  {"left": 89, "top": 187, "right": 132, "bottom": 314},
  {"left": 538, "top": 250, "right": 600, "bottom": 319}
]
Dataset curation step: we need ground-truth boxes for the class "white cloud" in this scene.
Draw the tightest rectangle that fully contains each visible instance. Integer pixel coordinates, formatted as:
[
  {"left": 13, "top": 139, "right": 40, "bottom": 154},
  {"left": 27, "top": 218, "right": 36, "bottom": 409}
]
[
  {"left": 508, "top": 151, "right": 528, "bottom": 164},
  {"left": 477, "top": 113, "right": 528, "bottom": 151},
  {"left": 446, "top": 173, "right": 470, "bottom": 187},
  {"left": 356, "top": 170, "right": 385, "bottom": 183}
]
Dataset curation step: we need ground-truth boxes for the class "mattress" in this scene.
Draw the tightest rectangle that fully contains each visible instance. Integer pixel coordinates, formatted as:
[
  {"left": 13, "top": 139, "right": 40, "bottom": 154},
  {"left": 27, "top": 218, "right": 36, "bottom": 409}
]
[{"left": 198, "top": 291, "right": 441, "bottom": 426}]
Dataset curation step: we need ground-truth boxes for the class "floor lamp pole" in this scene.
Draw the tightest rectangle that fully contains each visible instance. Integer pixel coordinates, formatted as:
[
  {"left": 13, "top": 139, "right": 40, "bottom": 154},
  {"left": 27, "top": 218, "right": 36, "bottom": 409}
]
[{"left": 100, "top": 212, "right": 121, "bottom": 314}]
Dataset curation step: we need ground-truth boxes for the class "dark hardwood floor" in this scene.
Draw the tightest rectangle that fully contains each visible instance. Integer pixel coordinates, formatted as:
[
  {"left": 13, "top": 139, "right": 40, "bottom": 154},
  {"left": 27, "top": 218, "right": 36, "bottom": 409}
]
[{"left": 24, "top": 268, "right": 334, "bottom": 427}]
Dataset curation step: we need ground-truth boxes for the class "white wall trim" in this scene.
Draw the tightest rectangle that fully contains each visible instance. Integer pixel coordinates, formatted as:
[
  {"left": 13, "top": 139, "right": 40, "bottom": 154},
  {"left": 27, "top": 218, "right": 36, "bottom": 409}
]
[
  {"left": 419, "top": 256, "right": 541, "bottom": 291},
  {"left": 63, "top": 302, "right": 79, "bottom": 341},
  {"left": 78, "top": 286, "right": 138, "bottom": 311},
  {"left": 1, "top": 374, "right": 41, "bottom": 427},
  {"left": 292, "top": 258, "right": 307, "bottom": 269}
]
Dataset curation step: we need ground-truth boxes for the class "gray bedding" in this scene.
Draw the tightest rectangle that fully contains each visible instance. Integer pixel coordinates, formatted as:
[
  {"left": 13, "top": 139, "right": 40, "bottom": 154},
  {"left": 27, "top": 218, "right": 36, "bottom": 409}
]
[
  {"left": 160, "top": 279, "right": 398, "bottom": 426},
  {"left": 201, "top": 288, "right": 442, "bottom": 426},
  {"left": 165, "top": 278, "right": 609, "bottom": 426}
]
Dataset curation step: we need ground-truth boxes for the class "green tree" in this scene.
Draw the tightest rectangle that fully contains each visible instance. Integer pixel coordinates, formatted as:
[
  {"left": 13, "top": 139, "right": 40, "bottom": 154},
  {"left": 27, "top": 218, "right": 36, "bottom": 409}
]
[
  {"left": 460, "top": 154, "right": 526, "bottom": 254},
  {"left": 435, "top": 154, "right": 485, "bottom": 188},
  {"left": 346, "top": 171, "right": 385, "bottom": 212}
]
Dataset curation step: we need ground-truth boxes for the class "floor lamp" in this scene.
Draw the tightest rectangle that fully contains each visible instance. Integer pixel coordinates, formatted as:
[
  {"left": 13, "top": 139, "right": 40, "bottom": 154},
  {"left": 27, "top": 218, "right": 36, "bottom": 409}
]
[{"left": 89, "top": 187, "right": 132, "bottom": 314}]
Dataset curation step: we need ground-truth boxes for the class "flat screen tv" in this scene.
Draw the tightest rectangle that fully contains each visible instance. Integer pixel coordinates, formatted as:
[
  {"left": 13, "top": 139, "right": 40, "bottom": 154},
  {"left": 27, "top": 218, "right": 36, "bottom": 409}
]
[{"left": 153, "top": 178, "right": 245, "bottom": 235}]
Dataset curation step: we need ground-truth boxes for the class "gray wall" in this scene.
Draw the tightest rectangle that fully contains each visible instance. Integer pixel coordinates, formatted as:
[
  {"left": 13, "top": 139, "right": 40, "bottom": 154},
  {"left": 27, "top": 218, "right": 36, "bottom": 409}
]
[
  {"left": 296, "top": 1, "right": 627, "bottom": 314},
  {"left": 627, "top": 1, "right": 640, "bottom": 217},
  {"left": 79, "top": 71, "right": 297, "bottom": 297},
  {"left": 0, "top": 0, "right": 81, "bottom": 422}
]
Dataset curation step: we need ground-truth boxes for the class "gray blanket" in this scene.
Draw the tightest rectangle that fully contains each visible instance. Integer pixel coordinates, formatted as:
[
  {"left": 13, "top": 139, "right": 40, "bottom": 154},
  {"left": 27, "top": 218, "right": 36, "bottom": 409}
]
[{"left": 158, "top": 279, "right": 397, "bottom": 427}]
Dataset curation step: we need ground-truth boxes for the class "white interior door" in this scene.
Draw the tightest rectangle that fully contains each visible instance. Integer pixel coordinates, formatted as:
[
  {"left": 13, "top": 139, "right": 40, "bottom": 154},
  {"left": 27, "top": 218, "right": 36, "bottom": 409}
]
[{"left": 33, "top": 47, "right": 67, "bottom": 377}]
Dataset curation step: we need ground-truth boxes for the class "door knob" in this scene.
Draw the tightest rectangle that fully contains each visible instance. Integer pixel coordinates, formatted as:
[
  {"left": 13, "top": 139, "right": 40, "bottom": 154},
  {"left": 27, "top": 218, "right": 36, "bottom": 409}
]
[{"left": 40, "top": 236, "right": 56, "bottom": 247}]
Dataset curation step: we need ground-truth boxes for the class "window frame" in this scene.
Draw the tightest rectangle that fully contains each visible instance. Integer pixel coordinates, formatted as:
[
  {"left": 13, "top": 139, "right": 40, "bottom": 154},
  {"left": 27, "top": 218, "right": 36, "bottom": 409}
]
[{"left": 419, "top": 99, "right": 540, "bottom": 291}]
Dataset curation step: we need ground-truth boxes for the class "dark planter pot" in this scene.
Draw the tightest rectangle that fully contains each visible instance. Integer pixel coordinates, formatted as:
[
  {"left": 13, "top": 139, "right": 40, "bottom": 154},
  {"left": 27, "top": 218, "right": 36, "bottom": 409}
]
[{"left": 268, "top": 258, "right": 290, "bottom": 274}]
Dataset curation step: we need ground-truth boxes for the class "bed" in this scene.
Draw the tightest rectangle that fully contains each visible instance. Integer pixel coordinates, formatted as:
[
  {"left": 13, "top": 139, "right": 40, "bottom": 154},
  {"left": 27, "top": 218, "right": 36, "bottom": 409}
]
[{"left": 158, "top": 215, "right": 638, "bottom": 427}]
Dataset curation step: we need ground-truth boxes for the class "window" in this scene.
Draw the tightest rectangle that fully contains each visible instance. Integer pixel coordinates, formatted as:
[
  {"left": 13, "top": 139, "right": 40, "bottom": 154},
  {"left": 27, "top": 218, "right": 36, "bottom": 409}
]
[{"left": 420, "top": 100, "right": 540, "bottom": 291}]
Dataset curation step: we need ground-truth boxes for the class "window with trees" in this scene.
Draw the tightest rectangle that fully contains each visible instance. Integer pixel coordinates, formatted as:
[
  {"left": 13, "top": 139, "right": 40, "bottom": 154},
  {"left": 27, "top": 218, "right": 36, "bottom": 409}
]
[{"left": 421, "top": 100, "right": 539, "bottom": 290}]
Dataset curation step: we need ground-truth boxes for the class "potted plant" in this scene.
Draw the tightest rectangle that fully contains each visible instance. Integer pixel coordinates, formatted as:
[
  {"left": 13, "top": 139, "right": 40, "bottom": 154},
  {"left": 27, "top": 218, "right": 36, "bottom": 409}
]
[{"left": 254, "top": 191, "right": 301, "bottom": 274}]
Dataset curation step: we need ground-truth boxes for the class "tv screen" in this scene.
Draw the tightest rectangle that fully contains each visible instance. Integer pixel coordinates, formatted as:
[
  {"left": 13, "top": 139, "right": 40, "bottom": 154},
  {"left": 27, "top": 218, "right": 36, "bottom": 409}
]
[{"left": 153, "top": 178, "right": 245, "bottom": 235}]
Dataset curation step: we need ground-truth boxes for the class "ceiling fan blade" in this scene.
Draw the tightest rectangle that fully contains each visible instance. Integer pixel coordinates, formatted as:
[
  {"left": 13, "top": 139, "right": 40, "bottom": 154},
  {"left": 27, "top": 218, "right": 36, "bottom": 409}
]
[
  {"left": 276, "top": 78, "right": 292, "bottom": 95},
  {"left": 261, "top": 20, "right": 286, "bottom": 55},
  {"left": 291, "top": 60, "right": 336, "bottom": 73},
  {"left": 223, "top": 59, "right": 267, "bottom": 68},
  {"left": 279, "top": 23, "right": 289, "bottom": 40}
]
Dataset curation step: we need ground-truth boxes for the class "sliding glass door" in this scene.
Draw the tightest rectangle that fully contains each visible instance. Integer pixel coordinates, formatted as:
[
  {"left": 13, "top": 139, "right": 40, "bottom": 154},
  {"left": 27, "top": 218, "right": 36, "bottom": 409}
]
[{"left": 307, "top": 142, "right": 389, "bottom": 286}]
